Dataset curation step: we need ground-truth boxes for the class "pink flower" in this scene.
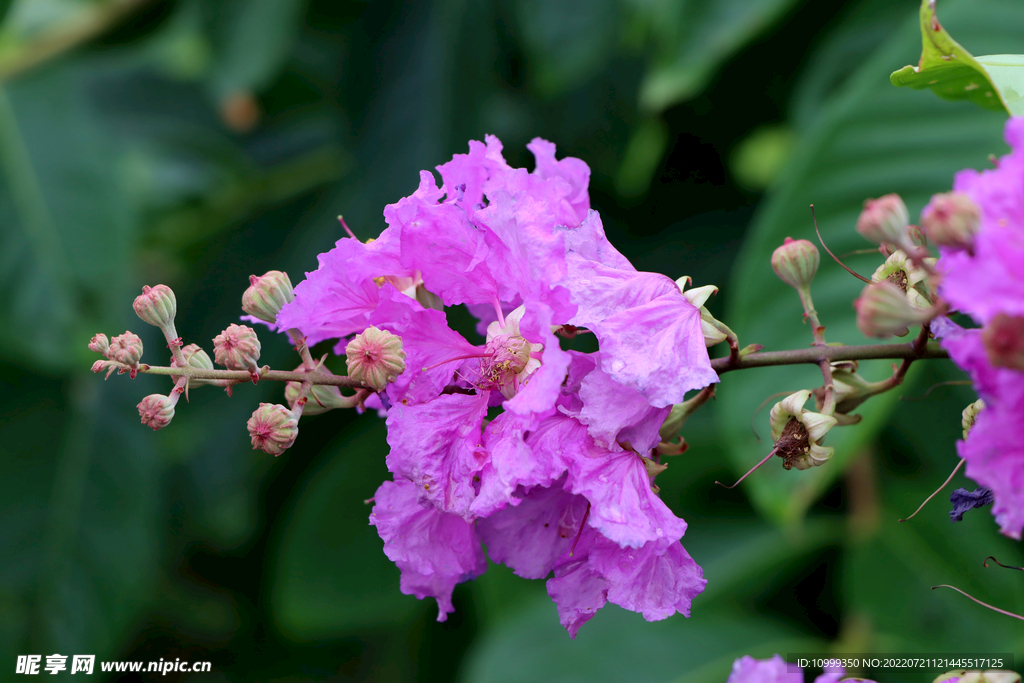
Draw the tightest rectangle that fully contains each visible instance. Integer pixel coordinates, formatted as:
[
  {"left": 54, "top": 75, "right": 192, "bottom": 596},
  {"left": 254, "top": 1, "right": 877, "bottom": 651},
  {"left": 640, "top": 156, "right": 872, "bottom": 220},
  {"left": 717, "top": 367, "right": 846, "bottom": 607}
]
[
  {"left": 285, "top": 136, "right": 716, "bottom": 632},
  {"left": 935, "top": 117, "right": 1024, "bottom": 539}
]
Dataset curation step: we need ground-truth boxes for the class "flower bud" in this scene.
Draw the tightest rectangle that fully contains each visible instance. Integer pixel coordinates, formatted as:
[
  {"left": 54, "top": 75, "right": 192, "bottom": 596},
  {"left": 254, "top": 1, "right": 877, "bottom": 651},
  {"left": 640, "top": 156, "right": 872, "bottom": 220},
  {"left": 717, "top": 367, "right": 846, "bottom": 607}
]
[
  {"left": 771, "top": 237, "right": 819, "bottom": 291},
  {"left": 213, "top": 324, "right": 261, "bottom": 373},
  {"left": 285, "top": 364, "right": 347, "bottom": 415},
  {"left": 247, "top": 403, "right": 298, "bottom": 455},
  {"left": 768, "top": 390, "right": 838, "bottom": 470},
  {"left": 921, "top": 191, "right": 980, "bottom": 250},
  {"left": 854, "top": 281, "right": 932, "bottom": 338},
  {"left": 88, "top": 333, "right": 109, "bottom": 356},
  {"left": 961, "top": 398, "right": 986, "bottom": 439},
  {"left": 133, "top": 285, "right": 177, "bottom": 330},
  {"left": 856, "top": 193, "right": 910, "bottom": 246},
  {"left": 109, "top": 331, "right": 143, "bottom": 373},
  {"left": 345, "top": 326, "right": 406, "bottom": 391},
  {"left": 179, "top": 343, "right": 213, "bottom": 371},
  {"left": 242, "top": 271, "right": 295, "bottom": 324},
  {"left": 138, "top": 394, "right": 175, "bottom": 430},
  {"left": 981, "top": 314, "right": 1024, "bottom": 371}
]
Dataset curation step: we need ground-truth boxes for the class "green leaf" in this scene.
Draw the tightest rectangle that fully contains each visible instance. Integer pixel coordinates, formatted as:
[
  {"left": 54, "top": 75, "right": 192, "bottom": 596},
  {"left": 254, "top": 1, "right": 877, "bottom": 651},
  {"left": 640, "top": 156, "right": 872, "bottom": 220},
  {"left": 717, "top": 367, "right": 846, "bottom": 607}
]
[
  {"left": 890, "top": 0, "right": 1024, "bottom": 116},
  {"left": 270, "top": 417, "right": 421, "bottom": 638},
  {"left": 720, "top": 0, "right": 1024, "bottom": 525},
  {"left": 514, "top": 0, "right": 620, "bottom": 95},
  {"left": 0, "top": 373, "right": 163, "bottom": 662},
  {"left": 637, "top": 0, "right": 801, "bottom": 113},
  {"left": 208, "top": 0, "right": 307, "bottom": 98},
  {"left": 0, "top": 62, "right": 134, "bottom": 370}
]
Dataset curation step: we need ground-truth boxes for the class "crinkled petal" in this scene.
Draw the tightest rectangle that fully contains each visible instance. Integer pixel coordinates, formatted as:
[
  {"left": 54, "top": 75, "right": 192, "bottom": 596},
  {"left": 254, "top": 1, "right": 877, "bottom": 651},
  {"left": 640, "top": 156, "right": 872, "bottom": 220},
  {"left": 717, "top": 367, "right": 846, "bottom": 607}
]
[
  {"left": 276, "top": 238, "right": 389, "bottom": 345},
  {"left": 545, "top": 530, "right": 608, "bottom": 639},
  {"left": 386, "top": 171, "right": 502, "bottom": 306},
  {"left": 564, "top": 254, "right": 679, "bottom": 322},
  {"left": 594, "top": 291, "right": 718, "bottom": 407},
  {"left": 476, "top": 188, "right": 573, "bottom": 306},
  {"left": 941, "top": 117, "right": 1024, "bottom": 324},
  {"left": 369, "top": 478, "right": 487, "bottom": 622},
  {"left": 588, "top": 536, "right": 706, "bottom": 622},
  {"left": 578, "top": 360, "right": 670, "bottom": 454},
  {"left": 566, "top": 435, "right": 686, "bottom": 548},
  {"left": 561, "top": 210, "right": 634, "bottom": 270},
  {"left": 471, "top": 409, "right": 570, "bottom": 518},
  {"left": 526, "top": 137, "right": 591, "bottom": 223},
  {"left": 385, "top": 392, "right": 490, "bottom": 519},
  {"left": 478, "top": 478, "right": 589, "bottom": 579},
  {"left": 436, "top": 135, "right": 510, "bottom": 217},
  {"left": 949, "top": 487, "right": 995, "bottom": 522}
]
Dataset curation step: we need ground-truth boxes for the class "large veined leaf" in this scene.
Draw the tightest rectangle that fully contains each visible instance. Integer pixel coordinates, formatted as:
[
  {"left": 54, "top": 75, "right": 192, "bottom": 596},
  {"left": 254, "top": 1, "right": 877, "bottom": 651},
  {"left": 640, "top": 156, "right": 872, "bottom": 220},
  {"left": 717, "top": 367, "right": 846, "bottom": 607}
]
[
  {"left": 891, "top": 0, "right": 1024, "bottom": 116},
  {"left": 0, "top": 374, "right": 162, "bottom": 664},
  {"left": 636, "top": 0, "right": 802, "bottom": 113},
  {"left": 0, "top": 61, "right": 134, "bottom": 370},
  {"left": 719, "top": 0, "right": 1024, "bottom": 525}
]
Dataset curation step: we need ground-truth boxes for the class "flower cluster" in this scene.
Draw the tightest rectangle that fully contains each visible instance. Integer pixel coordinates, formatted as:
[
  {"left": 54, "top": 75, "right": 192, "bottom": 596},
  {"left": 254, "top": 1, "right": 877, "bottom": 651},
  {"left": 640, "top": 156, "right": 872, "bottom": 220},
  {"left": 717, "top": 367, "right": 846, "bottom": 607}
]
[
  {"left": 933, "top": 117, "right": 1024, "bottom": 539},
  {"left": 277, "top": 136, "right": 718, "bottom": 634}
]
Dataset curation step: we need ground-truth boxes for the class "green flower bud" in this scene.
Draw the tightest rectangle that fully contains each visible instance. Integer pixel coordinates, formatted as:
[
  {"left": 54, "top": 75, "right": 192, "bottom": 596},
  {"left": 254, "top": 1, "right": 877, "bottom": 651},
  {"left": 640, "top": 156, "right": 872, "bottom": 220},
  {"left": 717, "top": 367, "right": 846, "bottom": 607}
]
[
  {"left": 854, "top": 281, "right": 933, "bottom": 338},
  {"left": 962, "top": 398, "right": 986, "bottom": 439},
  {"left": 770, "top": 237, "right": 819, "bottom": 291},
  {"left": 213, "top": 324, "right": 262, "bottom": 374},
  {"left": 242, "top": 271, "right": 295, "bottom": 324},
  {"left": 138, "top": 394, "right": 175, "bottom": 431},
  {"left": 88, "top": 333, "right": 109, "bottom": 356},
  {"left": 856, "top": 193, "right": 910, "bottom": 247},
  {"left": 921, "top": 191, "right": 980, "bottom": 251},
  {"left": 285, "top": 364, "right": 348, "bottom": 415},
  {"left": 247, "top": 402, "right": 298, "bottom": 456},
  {"left": 133, "top": 284, "right": 177, "bottom": 330},
  {"left": 109, "top": 331, "right": 143, "bottom": 376},
  {"left": 346, "top": 326, "right": 406, "bottom": 391}
]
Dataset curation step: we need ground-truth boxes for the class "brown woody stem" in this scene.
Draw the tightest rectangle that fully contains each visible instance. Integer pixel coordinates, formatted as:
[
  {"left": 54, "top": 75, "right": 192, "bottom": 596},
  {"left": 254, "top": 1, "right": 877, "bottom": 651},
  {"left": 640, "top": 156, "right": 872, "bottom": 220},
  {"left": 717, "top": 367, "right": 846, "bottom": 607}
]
[{"left": 711, "top": 340, "right": 948, "bottom": 374}]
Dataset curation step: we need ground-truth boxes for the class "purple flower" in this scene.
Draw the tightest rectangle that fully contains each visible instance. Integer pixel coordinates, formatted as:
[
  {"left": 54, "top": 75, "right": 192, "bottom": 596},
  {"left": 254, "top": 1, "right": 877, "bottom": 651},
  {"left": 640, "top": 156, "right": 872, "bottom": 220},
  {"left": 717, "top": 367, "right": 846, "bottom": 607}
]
[
  {"left": 288, "top": 136, "right": 716, "bottom": 631},
  {"left": 935, "top": 117, "right": 1024, "bottom": 539},
  {"left": 726, "top": 656, "right": 869, "bottom": 683}
]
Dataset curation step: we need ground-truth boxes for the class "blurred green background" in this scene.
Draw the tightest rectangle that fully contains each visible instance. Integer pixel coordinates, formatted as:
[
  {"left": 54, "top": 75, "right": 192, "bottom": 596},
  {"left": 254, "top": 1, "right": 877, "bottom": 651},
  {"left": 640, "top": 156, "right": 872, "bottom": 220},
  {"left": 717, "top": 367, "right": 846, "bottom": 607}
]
[{"left": 2, "top": 0, "right": 1023, "bottom": 681}]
